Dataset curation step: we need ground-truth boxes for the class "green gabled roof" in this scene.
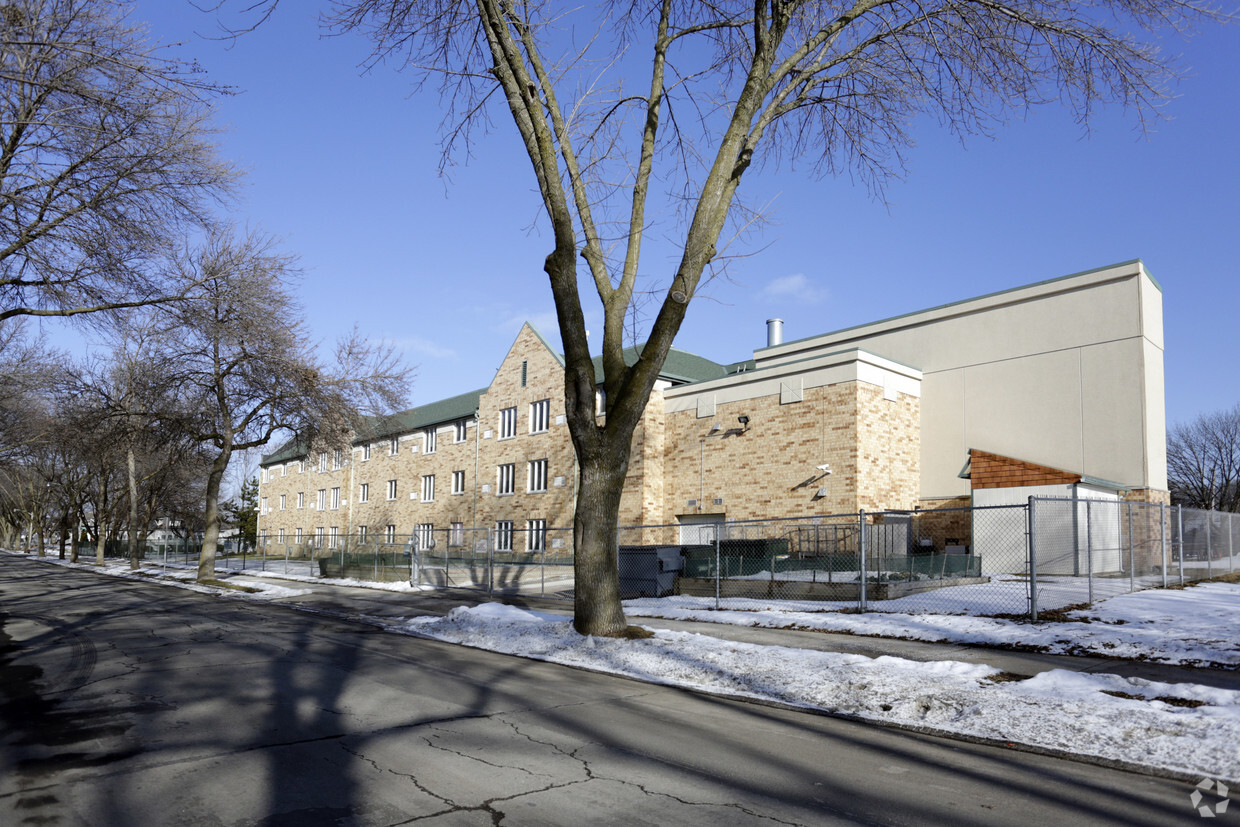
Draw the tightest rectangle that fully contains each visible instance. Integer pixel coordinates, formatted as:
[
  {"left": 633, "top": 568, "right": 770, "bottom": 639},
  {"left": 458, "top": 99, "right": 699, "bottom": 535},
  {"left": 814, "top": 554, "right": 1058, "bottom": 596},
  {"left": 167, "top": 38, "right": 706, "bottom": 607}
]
[
  {"left": 261, "top": 438, "right": 306, "bottom": 466},
  {"left": 592, "top": 343, "right": 728, "bottom": 385},
  {"left": 363, "top": 387, "right": 486, "bottom": 442}
]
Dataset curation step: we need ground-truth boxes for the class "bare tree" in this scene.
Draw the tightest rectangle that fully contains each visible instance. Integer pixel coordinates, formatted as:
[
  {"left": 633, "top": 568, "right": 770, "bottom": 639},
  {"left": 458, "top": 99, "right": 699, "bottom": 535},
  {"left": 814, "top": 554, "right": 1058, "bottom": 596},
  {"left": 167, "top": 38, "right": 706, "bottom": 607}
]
[
  {"left": 1168, "top": 404, "right": 1240, "bottom": 513},
  {"left": 0, "top": 0, "right": 237, "bottom": 323},
  {"left": 165, "top": 226, "right": 413, "bottom": 581},
  {"left": 225, "top": 0, "right": 1219, "bottom": 635}
]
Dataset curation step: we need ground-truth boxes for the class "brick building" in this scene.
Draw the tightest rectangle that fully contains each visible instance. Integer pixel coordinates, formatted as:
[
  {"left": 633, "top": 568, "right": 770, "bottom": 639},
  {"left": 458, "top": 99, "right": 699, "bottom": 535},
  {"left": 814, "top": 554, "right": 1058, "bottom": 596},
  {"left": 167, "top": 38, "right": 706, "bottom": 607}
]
[{"left": 257, "top": 259, "right": 1166, "bottom": 550}]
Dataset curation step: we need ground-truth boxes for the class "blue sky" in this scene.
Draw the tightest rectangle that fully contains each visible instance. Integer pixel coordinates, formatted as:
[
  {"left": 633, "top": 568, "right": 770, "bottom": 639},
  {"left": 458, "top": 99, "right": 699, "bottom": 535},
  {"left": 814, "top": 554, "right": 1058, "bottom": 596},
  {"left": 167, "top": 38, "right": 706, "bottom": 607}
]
[{"left": 47, "top": 3, "right": 1239, "bottom": 429}]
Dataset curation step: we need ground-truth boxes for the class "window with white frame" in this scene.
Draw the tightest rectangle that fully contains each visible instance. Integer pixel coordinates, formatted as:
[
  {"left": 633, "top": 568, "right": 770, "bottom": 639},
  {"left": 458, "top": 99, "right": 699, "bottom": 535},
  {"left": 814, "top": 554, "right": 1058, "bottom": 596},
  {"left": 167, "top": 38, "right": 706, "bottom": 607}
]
[
  {"left": 454, "top": 420, "right": 467, "bottom": 443},
  {"left": 387, "top": 479, "right": 397, "bottom": 500},
  {"left": 277, "top": 528, "right": 285, "bottom": 543},
  {"left": 528, "top": 459, "right": 547, "bottom": 493},
  {"left": 359, "top": 483, "right": 369, "bottom": 503},
  {"left": 527, "top": 519, "right": 546, "bottom": 551},
  {"left": 332, "top": 449, "right": 342, "bottom": 470},
  {"left": 415, "top": 523, "right": 433, "bottom": 550},
  {"left": 362, "top": 443, "right": 371, "bottom": 461},
  {"left": 298, "top": 460, "right": 305, "bottom": 474},
  {"left": 295, "top": 527, "right": 303, "bottom": 543},
  {"left": 595, "top": 389, "right": 606, "bottom": 416},
  {"left": 421, "top": 474, "right": 435, "bottom": 502},
  {"left": 281, "top": 465, "right": 287, "bottom": 477},
  {"left": 316, "top": 489, "right": 326, "bottom": 510},
  {"left": 389, "top": 436, "right": 399, "bottom": 456},
  {"left": 495, "top": 520, "right": 513, "bottom": 552},
  {"left": 297, "top": 492, "right": 305, "bottom": 509},
  {"left": 318, "top": 452, "right": 328, "bottom": 472},
  {"left": 451, "top": 470, "right": 465, "bottom": 495},
  {"left": 385, "top": 524, "right": 396, "bottom": 544},
  {"left": 450, "top": 522, "right": 464, "bottom": 546},
  {"left": 314, "top": 526, "right": 325, "bottom": 547},
  {"left": 497, "top": 463, "right": 515, "bottom": 495},
  {"left": 279, "top": 494, "right": 286, "bottom": 511},
  {"left": 498, "top": 407, "right": 517, "bottom": 439},
  {"left": 424, "top": 428, "right": 436, "bottom": 454},
  {"left": 329, "top": 526, "right": 339, "bottom": 548},
  {"left": 529, "top": 399, "right": 550, "bottom": 433},
  {"left": 330, "top": 487, "right": 340, "bottom": 510},
  {"left": 261, "top": 496, "right": 268, "bottom": 514},
  {"left": 358, "top": 524, "right": 368, "bottom": 544}
]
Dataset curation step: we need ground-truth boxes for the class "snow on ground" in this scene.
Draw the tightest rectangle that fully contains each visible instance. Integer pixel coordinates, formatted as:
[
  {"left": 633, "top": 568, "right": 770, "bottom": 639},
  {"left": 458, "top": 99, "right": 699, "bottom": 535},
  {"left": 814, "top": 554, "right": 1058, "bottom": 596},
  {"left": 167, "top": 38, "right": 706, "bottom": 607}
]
[
  {"left": 403, "top": 604, "right": 1240, "bottom": 782},
  {"left": 624, "top": 582, "right": 1240, "bottom": 668}
]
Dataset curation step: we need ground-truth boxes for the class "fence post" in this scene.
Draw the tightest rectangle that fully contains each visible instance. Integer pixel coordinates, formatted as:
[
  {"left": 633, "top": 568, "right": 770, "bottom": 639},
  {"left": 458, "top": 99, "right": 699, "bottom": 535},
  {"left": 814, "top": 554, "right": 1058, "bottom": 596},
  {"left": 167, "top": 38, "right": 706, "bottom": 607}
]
[
  {"left": 1177, "top": 506, "right": 1185, "bottom": 586},
  {"left": 858, "top": 509, "right": 868, "bottom": 613},
  {"left": 1206, "top": 511, "right": 1213, "bottom": 580},
  {"left": 1160, "top": 502, "right": 1167, "bottom": 589},
  {"left": 1085, "top": 500, "right": 1094, "bottom": 606},
  {"left": 714, "top": 524, "right": 721, "bottom": 611},
  {"left": 1230, "top": 512, "right": 1235, "bottom": 574},
  {"left": 1127, "top": 502, "right": 1134, "bottom": 594},
  {"left": 1028, "top": 497, "right": 1038, "bottom": 622}
]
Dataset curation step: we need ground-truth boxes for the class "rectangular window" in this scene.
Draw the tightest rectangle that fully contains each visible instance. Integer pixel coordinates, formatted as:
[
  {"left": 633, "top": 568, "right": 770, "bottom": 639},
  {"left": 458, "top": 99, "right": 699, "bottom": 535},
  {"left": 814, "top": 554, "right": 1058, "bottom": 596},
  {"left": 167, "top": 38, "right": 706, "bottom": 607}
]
[
  {"left": 529, "top": 399, "right": 550, "bottom": 433},
  {"left": 277, "top": 528, "right": 285, "bottom": 543},
  {"left": 297, "top": 492, "right": 305, "bottom": 509},
  {"left": 261, "top": 496, "right": 268, "bottom": 514},
  {"left": 421, "top": 474, "right": 435, "bottom": 502},
  {"left": 359, "top": 483, "right": 369, "bottom": 503},
  {"left": 596, "top": 389, "right": 606, "bottom": 416},
  {"left": 385, "top": 524, "right": 396, "bottom": 544},
  {"left": 527, "top": 519, "right": 546, "bottom": 551},
  {"left": 387, "top": 479, "right": 397, "bottom": 500},
  {"left": 358, "top": 525, "right": 368, "bottom": 544},
  {"left": 451, "top": 470, "right": 465, "bottom": 495},
  {"left": 389, "top": 437, "right": 399, "bottom": 456},
  {"left": 415, "top": 523, "right": 433, "bottom": 550},
  {"left": 281, "top": 465, "right": 287, "bottom": 477},
  {"left": 316, "top": 489, "right": 326, "bottom": 510},
  {"left": 295, "top": 527, "right": 303, "bottom": 543},
  {"left": 424, "top": 428, "right": 436, "bottom": 454},
  {"left": 495, "top": 520, "right": 513, "bottom": 552},
  {"left": 298, "top": 460, "right": 305, "bottom": 474},
  {"left": 332, "top": 449, "right": 342, "bottom": 470},
  {"left": 318, "top": 452, "right": 328, "bottom": 472},
  {"left": 279, "top": 494, "right": 286, "bottom": 511},
  {"left": 454, "top": 420, "right": 467, "bottom": 443},
  {"left": 528, "top": 459, "right": 547, "bottom": 493},
  {"left": 362, "top": 443, "right": 371, "bottom": 461},
  {"left": 499, "top": 406, "right": 517, "bottom": 439},
  {"left": 329, "top": 526, "right": 339, "bottom": 548},
  {"left": 330, "top": 487, "right": 340, "bottom": 510},
  {"left": 497, "top": 463, "right": 515, "bottom": 495},
  {"left": 314, "top": 526, "right": 325, "bottom": 547},
  {"left": 450, "top": 522, "right": 464, "bottom": 547}
]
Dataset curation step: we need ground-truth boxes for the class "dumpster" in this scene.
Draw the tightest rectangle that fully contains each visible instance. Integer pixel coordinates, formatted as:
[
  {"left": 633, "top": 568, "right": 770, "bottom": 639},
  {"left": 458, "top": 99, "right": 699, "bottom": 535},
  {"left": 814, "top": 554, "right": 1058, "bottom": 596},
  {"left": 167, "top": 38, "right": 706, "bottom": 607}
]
[{"left": 618, "top": 545, "right": 684, "bottom": 598}]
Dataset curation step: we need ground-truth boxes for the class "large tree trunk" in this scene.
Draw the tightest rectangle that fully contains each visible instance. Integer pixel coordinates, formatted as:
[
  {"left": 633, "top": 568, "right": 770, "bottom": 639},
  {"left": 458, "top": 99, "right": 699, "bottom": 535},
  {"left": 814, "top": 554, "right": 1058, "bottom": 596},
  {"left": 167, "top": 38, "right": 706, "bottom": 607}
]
[
  {"left": 198, "top": 445, "right": 231, "bottom": 582},
  {"left": 572, "top": 447, "right": 631, "bottom": 636},
  {"left": 127, "top": 445, "right": 141, "bottom": 570}
]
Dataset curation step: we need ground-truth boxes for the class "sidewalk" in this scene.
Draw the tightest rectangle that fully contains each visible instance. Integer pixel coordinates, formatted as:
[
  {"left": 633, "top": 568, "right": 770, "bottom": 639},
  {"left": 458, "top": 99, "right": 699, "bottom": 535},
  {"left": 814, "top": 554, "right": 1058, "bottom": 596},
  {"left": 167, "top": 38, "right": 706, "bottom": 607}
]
[{"left": 234, "top": 570, "right": 1240, "bottom": 691}]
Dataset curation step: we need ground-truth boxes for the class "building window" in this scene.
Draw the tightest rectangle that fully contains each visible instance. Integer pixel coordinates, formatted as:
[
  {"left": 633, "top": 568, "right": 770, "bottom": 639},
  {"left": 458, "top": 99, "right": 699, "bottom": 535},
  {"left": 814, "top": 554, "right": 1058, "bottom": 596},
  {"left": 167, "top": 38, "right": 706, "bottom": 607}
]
[
  {"left": 389, "top": 437, "right": 399, "bottom": 456},
  {"left": 362, "top": 443, "right": 371, "bottom": 461},
  {"left": 316, "top": 489, "right": 326, "bottom": 510},
  {"left": 261, "top": 496, "right": 268, "bottom": 514},
  {"left": 499, "top": 407, "right": 517, "bottom": 439},
  {"left": 424, "top": 428, "right": 436, "bottom": 454},
  {"left": 454, "top": 420, "right": 467, "bottom": 443},
  {"left": 387, "top": 479, "right": 397, "bottom": 500},
  {"left": 277, "top": 528, "right": 285, "bottom": 543},
  {"left": 421, "top": 474, "right": 435, "bottom": 502},
  {"left": 385, "top": 524, "right": 396, "bottom": 544},
  {"left": 596, "top": 389, "right": 606, "bottom": 416},
  {"left": 450, "top": 522, "right": 464, "bottom": 547},
  {"left": 495, "top": 520, "right": 513, "bottom": 552},
  {"left": 332, "top": 449, "right": 343, "bottom": 470},
  {"left": 297, "top": 492, "right": 305, "bottom": 509},
  {"left": 330, "top": 487, "right": 340, "bottom": 510},
  {"left": 451, "top": 470, "right": 465, "bottom": 495},
  {"left": 497, "top": 463, "right": 515, "bottom": 495},
  {"left": 295, "top": 527, "right": 303, "bottom": 543},
  {"left": 527, "top": 519, "right": 546, "bottom": 551},
  {"left": 314, "top": 526, "right": 325, "bottom": 547},
  {"left": 521, "top": 359, "right": 527, "bottom": 387},
  {"left": 528, "top": 459, "right": 547, "bottom": 493},
  {"left": 359, "top": 483, "right": 369, "bottom": 503},
  {"left": 281, "top": 465, "right": 287, "bottom": 477},
  {"left": 415, "top": 523, "right": 433, "bottom": 550},
  {"left": 529, "top": 399, "right": 549, "bottom": 433},
  {"left": 279, "top": 494, "right": 286, "bottom": 511},
  {"left": 358, "top": 525, "right": 368, "bottom": 544},
  {"left": 329, "top": 526, "right": 339, "bottom": 548},
  {"left": 298, "top": 460, "right": 305, "bottom": 474},
  {"left": 319, "top": 452, "right": 328, "bottom": 472}
]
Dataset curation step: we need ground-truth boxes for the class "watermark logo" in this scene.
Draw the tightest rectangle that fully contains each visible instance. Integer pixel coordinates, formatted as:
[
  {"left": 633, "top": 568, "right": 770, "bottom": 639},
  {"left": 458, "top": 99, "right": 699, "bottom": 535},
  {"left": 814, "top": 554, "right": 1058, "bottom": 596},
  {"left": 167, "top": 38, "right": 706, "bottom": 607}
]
[{"left": 1191, "top": 779, "right": 1230, "bottom": 818}]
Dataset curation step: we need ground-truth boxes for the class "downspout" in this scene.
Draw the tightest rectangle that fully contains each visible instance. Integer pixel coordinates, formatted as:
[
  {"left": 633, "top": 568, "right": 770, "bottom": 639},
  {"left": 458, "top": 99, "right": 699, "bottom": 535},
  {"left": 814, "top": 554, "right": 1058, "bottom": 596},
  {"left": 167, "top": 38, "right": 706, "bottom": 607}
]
[{"left": 473, "top": 409, "right": 480, "bottom": 527}]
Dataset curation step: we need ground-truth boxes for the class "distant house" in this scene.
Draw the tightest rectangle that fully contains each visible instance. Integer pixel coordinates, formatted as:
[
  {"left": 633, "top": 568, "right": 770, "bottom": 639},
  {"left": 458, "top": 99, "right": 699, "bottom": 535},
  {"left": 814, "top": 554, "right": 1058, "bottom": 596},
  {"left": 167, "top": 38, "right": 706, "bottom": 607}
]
[{"left": 257, "top": 260, "right": 1165, "bottom": 549}]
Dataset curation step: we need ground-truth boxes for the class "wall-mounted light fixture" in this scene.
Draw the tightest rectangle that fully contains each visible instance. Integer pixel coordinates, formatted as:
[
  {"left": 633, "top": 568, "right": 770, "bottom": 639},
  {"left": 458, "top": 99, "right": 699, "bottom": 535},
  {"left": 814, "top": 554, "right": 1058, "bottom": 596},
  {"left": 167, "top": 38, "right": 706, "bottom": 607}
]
[
  {"left": 709, "top": 422, "right": 722, "bottom": 434},
  {"left": 816, "top": 463, "right": 833, "bottom": 475},
  {"left": 737, "top": 415, "right": 750, "bottom": 431}
]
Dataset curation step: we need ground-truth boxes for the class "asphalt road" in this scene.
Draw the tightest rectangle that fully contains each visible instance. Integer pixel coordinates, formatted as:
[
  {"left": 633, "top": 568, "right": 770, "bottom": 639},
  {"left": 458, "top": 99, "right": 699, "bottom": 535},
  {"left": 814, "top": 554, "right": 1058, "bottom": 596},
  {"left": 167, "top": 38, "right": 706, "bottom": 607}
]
[{"left": 0, "top": 556, "right": 1218, "bottom": 826}]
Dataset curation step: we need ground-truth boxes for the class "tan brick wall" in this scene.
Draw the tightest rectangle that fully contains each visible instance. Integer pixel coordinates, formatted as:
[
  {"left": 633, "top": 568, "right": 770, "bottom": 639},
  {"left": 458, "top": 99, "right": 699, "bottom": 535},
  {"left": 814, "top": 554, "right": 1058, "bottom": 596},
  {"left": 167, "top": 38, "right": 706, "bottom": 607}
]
[{"left": 854, "top": 384, "right": 920, "bottom": 511}]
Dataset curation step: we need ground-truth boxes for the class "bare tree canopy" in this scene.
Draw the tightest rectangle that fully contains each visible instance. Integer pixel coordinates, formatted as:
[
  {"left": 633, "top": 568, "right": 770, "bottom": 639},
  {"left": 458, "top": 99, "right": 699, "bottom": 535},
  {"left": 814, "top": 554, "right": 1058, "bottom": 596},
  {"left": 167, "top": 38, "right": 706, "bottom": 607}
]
[
  {"left": 1168, "top": 404, "right": 1240, "bottom": 512},
  {"left": 0, "top": 0, "right": 237, "bottom": 324},
  {"left": 226, "top": 0, "right": 1222, "bottom": 634}
]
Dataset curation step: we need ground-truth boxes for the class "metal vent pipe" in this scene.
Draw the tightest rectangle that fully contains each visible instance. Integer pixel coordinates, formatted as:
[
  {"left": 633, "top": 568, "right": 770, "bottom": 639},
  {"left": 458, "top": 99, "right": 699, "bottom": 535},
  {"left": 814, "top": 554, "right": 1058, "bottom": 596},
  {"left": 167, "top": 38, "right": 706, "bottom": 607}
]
[{"left": 766, "top": 318, "right": 784, "bottom": 347}]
